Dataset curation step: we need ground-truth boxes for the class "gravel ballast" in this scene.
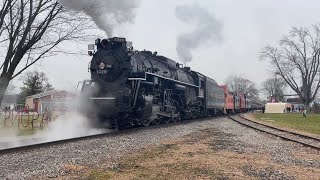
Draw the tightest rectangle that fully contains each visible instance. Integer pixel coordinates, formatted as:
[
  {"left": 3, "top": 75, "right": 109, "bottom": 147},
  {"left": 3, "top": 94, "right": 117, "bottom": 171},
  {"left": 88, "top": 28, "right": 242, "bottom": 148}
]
[{"left": 0, "top": 116, "right": 319, "bottom": 179}]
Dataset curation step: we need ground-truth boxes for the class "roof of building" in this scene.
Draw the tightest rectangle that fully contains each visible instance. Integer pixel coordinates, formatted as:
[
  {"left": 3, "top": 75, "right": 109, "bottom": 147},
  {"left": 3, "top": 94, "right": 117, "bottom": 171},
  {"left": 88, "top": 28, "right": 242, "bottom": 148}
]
[
  {"left": 1, "top": 94, "right": 18, "bottom": 104},
  {"left": 287, "top": 97, "right": 302, "bottom": 103},
  {"left": 26, "top": 90, "right": 62, "bottom": 99}
]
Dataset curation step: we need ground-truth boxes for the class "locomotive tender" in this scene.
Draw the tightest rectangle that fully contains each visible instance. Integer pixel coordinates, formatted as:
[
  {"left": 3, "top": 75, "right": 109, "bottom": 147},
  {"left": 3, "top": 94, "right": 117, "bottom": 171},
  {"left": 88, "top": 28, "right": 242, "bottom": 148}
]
[{"left": 82, "top": 37, "right": 250, "bottom": 129}]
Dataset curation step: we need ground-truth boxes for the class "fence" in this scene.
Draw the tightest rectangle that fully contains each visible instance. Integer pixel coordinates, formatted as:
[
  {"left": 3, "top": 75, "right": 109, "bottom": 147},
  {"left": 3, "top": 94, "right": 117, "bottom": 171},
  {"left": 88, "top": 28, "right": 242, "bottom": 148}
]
[{"left": 0, "top": 109, "right": 51, "bottom": 130}]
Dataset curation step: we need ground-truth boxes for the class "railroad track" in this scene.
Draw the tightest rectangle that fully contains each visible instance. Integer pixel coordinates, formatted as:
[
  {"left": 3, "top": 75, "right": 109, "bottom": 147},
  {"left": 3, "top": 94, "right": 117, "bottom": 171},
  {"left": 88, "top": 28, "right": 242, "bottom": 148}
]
[
  {"left": 0, "top": 124, "right": 179, "bottom": 155},
  {"left": 229, "top": 114, "right": 320, "bottom": 150},
  {"left": 0, "top": 130, "right": 121, "bottom": 155},
  {"left": 0, "top": 115, "right": 229, "bottom": 155}
]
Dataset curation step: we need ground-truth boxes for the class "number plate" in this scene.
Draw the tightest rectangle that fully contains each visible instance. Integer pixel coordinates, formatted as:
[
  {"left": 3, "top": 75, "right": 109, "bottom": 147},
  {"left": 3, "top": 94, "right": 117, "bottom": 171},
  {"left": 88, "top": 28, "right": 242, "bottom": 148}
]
[{"left": 96, "top": 70, "right": 107, "bottom": 74}]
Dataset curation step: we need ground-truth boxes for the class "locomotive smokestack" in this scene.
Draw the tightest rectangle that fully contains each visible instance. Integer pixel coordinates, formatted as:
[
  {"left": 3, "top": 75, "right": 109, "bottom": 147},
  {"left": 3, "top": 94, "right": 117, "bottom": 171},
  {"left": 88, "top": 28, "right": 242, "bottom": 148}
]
[
  {"left": 57, "top": 0, "right": 139, "bottom": 37},
  {"left": 175, "top": 4, "right": 223, "bottom": 64}
]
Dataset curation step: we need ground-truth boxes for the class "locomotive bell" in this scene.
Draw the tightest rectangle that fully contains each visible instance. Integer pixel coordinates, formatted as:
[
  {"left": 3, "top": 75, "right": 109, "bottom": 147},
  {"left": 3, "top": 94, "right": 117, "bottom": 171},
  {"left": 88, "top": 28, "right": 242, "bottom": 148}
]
[{"left": 101, "top": 39, "right": 109, "bottom": 49}]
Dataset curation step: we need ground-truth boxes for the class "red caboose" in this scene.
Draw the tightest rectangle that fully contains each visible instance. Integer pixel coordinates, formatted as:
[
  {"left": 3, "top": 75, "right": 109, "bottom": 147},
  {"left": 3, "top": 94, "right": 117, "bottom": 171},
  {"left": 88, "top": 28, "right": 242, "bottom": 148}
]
[
  {"left": 219, "top": 85, "right": 234, "bottom": 114},
  {"left": 238, "top": 93, "right": 246, "bottom": 112}
]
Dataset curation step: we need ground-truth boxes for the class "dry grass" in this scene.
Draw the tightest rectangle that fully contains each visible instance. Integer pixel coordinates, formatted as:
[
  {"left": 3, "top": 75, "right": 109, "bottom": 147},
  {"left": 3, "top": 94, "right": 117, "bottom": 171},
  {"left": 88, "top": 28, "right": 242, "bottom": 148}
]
[{"left": 64, "top": 128, "right": 318, "bottom": 180}]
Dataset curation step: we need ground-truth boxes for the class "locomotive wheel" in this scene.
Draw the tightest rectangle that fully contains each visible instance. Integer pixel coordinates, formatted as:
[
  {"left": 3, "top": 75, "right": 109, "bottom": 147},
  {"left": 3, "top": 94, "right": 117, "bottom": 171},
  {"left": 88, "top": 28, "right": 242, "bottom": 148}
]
[
  {"left": 164, "top": 118, "right": 171, "bottom": 124},
  {"left": 172, "top": 117, "right": 178, "bottom": 123},
  {"left": 153, "top": 119, "right": 161, "bottom": 125},
  {"left": 172, "top": 112, "right": 180, "bottom": 123},
  {"left": 141, "top": 119, "right": 151, "bottom": 127}
]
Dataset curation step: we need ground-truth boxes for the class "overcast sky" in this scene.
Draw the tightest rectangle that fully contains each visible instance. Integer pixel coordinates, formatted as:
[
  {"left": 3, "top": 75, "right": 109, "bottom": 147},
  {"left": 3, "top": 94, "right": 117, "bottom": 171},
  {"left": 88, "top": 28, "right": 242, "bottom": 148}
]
[{"left": 16, "top": 0, "right": 320, "bottom": 93}]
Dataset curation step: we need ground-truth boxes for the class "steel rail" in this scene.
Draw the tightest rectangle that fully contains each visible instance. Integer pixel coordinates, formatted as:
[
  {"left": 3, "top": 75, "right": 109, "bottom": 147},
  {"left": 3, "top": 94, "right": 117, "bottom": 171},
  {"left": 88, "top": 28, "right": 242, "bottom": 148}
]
[
  {"left": 238, "top": 114, "right": 320, "bottom": 142},
  {"left": 0, "top": 131, "right": 120, "bottom": 155},
  {"left": 228, "top": 115, "right": 320, "bottom": 151}
]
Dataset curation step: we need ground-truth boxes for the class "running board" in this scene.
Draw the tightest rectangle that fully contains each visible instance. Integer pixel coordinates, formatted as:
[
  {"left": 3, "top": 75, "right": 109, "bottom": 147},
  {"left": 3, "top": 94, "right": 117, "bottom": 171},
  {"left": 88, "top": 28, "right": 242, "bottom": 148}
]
[{"left": 157, "top": 112, "right": 179, "bottom": 118}]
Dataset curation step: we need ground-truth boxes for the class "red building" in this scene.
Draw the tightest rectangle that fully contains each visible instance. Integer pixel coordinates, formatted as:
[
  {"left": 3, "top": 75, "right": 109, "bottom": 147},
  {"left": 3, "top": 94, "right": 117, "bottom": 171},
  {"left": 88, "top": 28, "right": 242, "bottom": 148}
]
[{"left": 25, "top": 90, "right": 75, "bottom": 113}]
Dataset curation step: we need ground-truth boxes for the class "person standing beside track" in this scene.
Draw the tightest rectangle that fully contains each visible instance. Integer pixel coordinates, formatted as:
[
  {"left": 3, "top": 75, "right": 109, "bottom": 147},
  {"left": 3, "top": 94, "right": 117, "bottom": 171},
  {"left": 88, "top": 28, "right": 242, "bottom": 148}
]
[
  {"left": 302, "top": 108, "right": 307, "bottom": 118},
  {"left": 24, "top": 105, "right": 28, "bottom": 114},
  {"left": 45, "top": 107, "right": 52, "bottom": 122}
]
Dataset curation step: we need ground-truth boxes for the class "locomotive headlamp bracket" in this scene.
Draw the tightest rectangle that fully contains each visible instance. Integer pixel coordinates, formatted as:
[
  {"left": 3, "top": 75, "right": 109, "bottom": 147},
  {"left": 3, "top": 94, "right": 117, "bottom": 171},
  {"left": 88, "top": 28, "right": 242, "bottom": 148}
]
[{"left": 88, "top": 44, "right": 95, "bottom": 56}]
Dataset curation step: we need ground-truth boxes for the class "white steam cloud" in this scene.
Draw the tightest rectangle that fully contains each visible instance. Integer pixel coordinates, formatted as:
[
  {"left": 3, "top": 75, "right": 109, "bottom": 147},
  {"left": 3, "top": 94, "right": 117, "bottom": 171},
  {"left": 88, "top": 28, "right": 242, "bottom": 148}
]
[
  {"left": 57, "top": 0, "right": 139, "bottom": 37},
  {"left": 39, "top": 112, "right": 110, "bottom": 141},
  {"left": 0, "top": 83, "right": 112, "bottom": 150},
  {"left": 175, "top": 4, "right": 223, "bottom": 64}
]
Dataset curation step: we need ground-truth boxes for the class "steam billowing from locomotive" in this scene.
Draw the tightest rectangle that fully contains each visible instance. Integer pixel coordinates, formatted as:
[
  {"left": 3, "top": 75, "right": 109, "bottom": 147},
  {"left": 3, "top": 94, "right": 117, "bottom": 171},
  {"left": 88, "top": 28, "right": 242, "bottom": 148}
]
[
  {"left": 58, "top": 0, "right": 139, "bottom": 37},
  {"left": 175, "top": 4, "right": 223, "bottom": 64}
]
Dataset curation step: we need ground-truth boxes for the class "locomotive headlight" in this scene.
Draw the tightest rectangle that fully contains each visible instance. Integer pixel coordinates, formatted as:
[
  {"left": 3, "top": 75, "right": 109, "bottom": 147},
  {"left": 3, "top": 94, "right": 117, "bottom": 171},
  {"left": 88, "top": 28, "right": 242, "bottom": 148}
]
[{"left": 98, "top": 62, "right": 106, "bottom": 70}]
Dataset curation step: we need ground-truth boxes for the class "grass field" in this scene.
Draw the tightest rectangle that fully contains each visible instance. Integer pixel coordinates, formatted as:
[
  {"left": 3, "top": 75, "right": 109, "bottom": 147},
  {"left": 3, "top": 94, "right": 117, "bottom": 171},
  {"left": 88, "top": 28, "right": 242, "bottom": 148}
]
[
  {"left": 253, "top": 113, "right": 320, "bottom": 135},
  {"left": 0, "top": 113, "right": 48, "bottom": 137}
]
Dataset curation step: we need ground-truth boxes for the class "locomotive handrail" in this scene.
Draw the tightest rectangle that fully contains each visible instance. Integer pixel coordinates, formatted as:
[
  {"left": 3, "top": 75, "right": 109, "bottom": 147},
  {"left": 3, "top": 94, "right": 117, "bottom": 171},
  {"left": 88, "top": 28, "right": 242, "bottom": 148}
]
[
  {"left": 88, "top": 61, "right": 91, "bottom": 72},
  {"left": 145, "top": 72, "right": 199, "bottom": 88}
]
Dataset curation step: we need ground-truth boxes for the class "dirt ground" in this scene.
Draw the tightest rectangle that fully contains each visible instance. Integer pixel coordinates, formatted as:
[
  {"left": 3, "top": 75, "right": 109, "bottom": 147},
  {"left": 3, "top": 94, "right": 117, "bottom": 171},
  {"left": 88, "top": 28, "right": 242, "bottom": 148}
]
[{"left": 58, "top": 126, "right": 320, "bottom": 180}]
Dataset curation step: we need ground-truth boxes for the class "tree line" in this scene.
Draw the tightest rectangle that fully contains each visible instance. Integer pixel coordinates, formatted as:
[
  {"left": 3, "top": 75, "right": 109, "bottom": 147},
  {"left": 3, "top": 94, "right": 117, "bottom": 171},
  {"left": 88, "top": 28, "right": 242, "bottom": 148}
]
[
  {"left": 0, "top": 1, "right": 319, "bottom": 109},
  {"left": 261, "top": 25, "right": 320, "bottom": 109},
  {"left": 0, "top": 0, "right": 91, "bottom": 104},
  {"left": 4, "top": 71, "right": 53, "bottom": 105}
]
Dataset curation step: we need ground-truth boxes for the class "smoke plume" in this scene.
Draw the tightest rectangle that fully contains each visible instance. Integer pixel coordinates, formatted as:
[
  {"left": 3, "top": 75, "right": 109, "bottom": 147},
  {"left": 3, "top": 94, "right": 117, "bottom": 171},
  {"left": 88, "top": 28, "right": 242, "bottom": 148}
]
[
  {"left": 58, "top": 0, "right": 139, "bottom": 37},
  {"left": 175, "top": 4, "right": 223, "bottom": 64},
  {"left": 41, "top": 112, "right": 110, "bottom": 141}
]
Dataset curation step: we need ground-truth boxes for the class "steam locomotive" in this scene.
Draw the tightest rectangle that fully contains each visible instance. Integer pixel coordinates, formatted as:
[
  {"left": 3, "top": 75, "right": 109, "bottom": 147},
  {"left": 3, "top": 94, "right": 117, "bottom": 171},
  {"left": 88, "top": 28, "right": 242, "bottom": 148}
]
[{"left": 81, "top": 37, "right": 251, "bottom": 129}]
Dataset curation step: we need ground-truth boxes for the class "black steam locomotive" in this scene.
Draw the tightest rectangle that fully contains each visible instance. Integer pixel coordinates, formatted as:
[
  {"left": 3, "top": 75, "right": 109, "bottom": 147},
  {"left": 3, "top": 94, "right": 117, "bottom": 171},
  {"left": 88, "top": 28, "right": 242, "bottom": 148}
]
[{"left": 81, "top": 37, "right": 224, "bottom": 129}]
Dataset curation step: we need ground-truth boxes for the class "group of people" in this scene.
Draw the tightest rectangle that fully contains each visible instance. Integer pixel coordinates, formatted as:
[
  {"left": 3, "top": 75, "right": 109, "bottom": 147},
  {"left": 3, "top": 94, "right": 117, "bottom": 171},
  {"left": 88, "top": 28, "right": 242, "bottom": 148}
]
[
  {"left": 1, "top": 104, "right": 53, "bottom": 121},
  {"left": 285, "top": 106, "right": 294, "bottom": 113},
  {"left": 284, "top": 106, "right": 307, "bottom": 118},
  {"left": 1, "top": 105, "right": 30, "bottom": 114},
  {"left": 2, "top": 105, "right": 12, "bottom": 112}
]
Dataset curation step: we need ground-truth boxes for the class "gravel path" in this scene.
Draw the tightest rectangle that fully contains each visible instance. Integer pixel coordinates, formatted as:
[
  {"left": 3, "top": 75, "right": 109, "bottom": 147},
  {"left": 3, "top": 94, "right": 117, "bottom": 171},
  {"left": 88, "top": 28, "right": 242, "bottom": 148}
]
[{"left": 1, "top": 116, "right": 319, "bottom": 179}]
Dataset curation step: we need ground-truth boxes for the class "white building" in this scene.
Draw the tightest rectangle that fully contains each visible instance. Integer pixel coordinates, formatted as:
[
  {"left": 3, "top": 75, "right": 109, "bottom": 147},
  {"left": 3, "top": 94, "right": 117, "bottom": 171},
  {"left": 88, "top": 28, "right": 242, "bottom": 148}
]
[{"left": 265, "top": 103, "right": 292, "bottom": 113}]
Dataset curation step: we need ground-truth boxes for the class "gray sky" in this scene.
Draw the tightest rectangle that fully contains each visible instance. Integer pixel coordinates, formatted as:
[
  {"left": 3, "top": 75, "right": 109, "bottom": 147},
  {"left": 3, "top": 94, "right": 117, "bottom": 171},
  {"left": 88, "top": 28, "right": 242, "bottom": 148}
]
[{"left": 18, "top": 0, "right": 320, "bottom": 93}]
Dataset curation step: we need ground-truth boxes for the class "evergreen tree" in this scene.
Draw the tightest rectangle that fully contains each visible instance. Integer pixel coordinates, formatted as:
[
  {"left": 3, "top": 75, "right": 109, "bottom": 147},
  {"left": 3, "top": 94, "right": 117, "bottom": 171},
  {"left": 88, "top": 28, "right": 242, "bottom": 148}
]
[{"left": 17, "top": 71, "right": 54, "bottom": 104}]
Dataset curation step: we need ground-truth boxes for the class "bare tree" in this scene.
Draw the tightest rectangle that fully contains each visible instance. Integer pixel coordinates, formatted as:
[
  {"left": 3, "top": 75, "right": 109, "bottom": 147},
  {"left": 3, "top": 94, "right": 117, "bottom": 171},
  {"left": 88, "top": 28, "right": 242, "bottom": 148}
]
[
  {"left": 260, "top": 25, "right": 320, "bottom": 110},
  {"left": 261, "top": 76, "right": 287, "bottom": 102},
  {"left": 225, "top": 75, "right": 259, "bottom": 99},
  {"left": 0, "top": 0, "right": 92, "bottom": 104},
  {"left": 4, "top": 82, "right": 15, "bottom": 94}
]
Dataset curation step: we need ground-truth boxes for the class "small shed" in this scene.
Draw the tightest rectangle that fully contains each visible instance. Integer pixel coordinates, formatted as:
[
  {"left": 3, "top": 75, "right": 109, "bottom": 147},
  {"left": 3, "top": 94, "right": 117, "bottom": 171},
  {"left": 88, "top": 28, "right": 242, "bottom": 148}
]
[
  {"left": 265, "top": 103, "right": 292, "bottom": 113},
  {"left": 25, "top": 90, "right": 75, "bottom": 113}
]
